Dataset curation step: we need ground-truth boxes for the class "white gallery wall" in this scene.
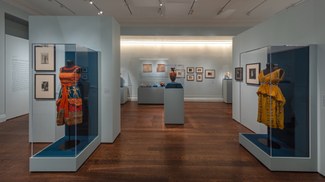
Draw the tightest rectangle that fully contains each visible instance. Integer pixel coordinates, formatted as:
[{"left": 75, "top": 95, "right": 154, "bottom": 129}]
[
  {"left": 232, "top": 0, "right": 325, "bottom": 175},
  {"left": 0, "top": 1, "right": 28, "bottom": 122},
  {"left": 121, "top": 36, "right": 232, "bottom": 102},
  {"left": 5, "top": 35, "right": 29, "bottom": 119},
  {"left": 29, "top": 16, "right": 121, "bottom": 143}
]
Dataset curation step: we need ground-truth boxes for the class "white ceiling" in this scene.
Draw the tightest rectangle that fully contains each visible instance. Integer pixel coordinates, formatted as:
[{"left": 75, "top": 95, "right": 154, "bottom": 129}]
[{"left": 2, "top": 0, "right": 304, "bottom": 27}]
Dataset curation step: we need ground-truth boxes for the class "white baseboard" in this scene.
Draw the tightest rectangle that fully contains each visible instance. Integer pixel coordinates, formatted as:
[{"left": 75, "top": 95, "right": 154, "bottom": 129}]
[
  {"left": 184, "top": 97, "right": 223, "bottom": 102},
  {"left": 0, "top": 114, "right": 6, "bottom": 123},
  {"left": 128, "top": 97, "right": 223, "bottom": 102},
  {"left": 128, "top": 96, "right": 138, "bottom": 102}
]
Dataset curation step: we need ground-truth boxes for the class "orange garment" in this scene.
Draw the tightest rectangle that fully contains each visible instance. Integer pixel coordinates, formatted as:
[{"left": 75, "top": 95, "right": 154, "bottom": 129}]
[
  {"left": 56, "top": 65, "right": 83, "bottom": 126},
  {"left": 257, "top": 68, "right": 286, "bottom": 129}
]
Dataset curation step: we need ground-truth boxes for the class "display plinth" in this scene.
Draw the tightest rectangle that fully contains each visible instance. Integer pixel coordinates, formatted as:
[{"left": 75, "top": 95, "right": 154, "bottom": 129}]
[
  {"left": 239, "top": 133, "right": 316, "bottom": 171},
  {"left": 30, "top": 136, "right": 100, "bottom": 172},
  {"left": 164, "top": 83, "right": 184, "bottom": 124}
]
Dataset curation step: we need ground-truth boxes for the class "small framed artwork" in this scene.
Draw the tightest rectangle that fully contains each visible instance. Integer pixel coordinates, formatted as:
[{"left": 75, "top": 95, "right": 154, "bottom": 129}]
[
  {"left": 187, "top": 67, "right": 194, "bottom": 74},
  {"left": 157, "top": 64, "right": 166, "bottom": 72},
  {"left": 34, "top": 74, "right": 56, "bottom": 100},
  {"left": 196, "top": 67, "right": 203, "bottom": 73},
  {"left": 176, "top": 69, "right": 185, "bottom": 78},
  {"left": 187, "top": 75, "right": 194, "bottom": 81},
  {"left": 205, "top": 69, "right": 215, "bottom": 79},
  {"left": 34, "top": 45, "right": 56, "bottom": 71},
  {"left": 196, "top": 74, "right": 203, "bottom": 82},
  {"left": 143, "top": 64, "right": 152, "bottom": 73},
  {"left": 235, "top": 67, "right": 243, "bottom": 81},
  {"left": 82, "top": 67, "right": 88, "bottom": 73},
  {"left": 82, "top": 73, "right": 88, "bottom": 80},
  {"left": 246, "top": 63, "right": 260, "bottom": 85}
]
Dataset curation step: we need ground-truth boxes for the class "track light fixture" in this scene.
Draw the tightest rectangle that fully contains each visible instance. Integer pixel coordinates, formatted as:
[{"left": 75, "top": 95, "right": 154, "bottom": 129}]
[
  {"left": 157, "top": 0, "right": 165, "bottom": 16},
  {"left": 51, "top": 0, "right": 76, "bottom": 15},
  {"left": 87, "top": 0, "right": 104, "bottom": 15},
  {"left": 123, "top": 0, "right": 133, "bottom": 15},
  {"left": 188, "top": 0, "right": 198, "bottom": 16},
  {"left": 216, "top": 0, "right": 232, "bottom": 15},
  {"left": 246, "top": 0, "right": 267, "bottom": 16}
]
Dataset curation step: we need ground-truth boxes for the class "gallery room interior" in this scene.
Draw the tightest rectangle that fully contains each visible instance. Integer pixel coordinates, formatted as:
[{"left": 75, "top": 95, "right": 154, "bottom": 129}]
[{"left": 0, "top": 0, "right": 325, "bottom": 181}]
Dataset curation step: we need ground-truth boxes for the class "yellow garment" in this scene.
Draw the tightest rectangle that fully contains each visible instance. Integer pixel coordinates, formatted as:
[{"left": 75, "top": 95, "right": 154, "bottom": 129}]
[{"left": 257, "top": 68, "right": 286, "bottom": 129}]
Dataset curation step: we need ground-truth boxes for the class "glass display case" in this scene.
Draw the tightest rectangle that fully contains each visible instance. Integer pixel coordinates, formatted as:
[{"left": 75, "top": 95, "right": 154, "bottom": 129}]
[
  {"left": 238, "top": 45, "right": 317, "bottom": 171},
  {"left": 29, "top": 44, "right": 100, "bottom": 172}
]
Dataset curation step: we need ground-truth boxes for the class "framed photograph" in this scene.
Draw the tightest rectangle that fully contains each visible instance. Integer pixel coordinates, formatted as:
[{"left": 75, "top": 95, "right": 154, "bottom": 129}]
[
  {"left": 157, "top": 64, "right": 165, "bottom": 72},
  {"left": 187, "top": 75, "right": 194, "bottom": 81},
  {"left": 235, "top": 67, "right": 243, "bottom": 81},
  {"left": 196, "top": 74, "right": 203, "bottom": 82},
  {"left": 175, "top": 69, "right": 185, "bottom": 78},
  {"left": 143, "top": 64, "right": 152, "bottom": 73},
  {"left": 187, "top": 67, "right": 194, "bottom": 74},
  {"left": 34, "top": 74, "right": 56, "bottom": 100},
  {"left": 34, "top": 45, "right": 56, "bottom": 71},
  {"left": 196, "top": 67, "right": 203, "bottom": 73},
  {"left": 246, "top": 63, "right": 260, "bottom": 85},
  {"left": 205, "top": 69, "right": 215, "bottom": 79}
]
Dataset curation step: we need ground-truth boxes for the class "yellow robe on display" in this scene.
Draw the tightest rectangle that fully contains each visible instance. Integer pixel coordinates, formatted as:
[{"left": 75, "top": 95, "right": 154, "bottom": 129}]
[{"left": 257, "top": 68, "right": 286, "bottom": 129}]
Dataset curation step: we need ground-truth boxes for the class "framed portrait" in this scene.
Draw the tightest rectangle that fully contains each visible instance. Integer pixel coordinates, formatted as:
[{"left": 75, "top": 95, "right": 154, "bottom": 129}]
[
  {"left": 157, "top": 64, "right": 165, "bottom": 72},
  {"left": 196, "top": 74, "right": 203, "bottom": 82},
  {"left": 187, "top": 75, "right": 194, "bottom": 81},
  {"left": 143, "top": 64, "right": 152, "bottom": 73},
  {"left": 176, "top": 69, "right": 185, "bottom": 78},
  {"left": 205, "top": 69, "right": 215, "bottom": 79},
  {"left": 187, "top": 67, "right": 194, "bottom": 74},
  {"left": 34, "top": 45, "right": 56, "bottom": 71},
  {"left": 34, "top": 74, "right": 56, "bottom": 100},
  {"left": 246, "top": 63, "right": 260, "bottom": 85},
  {"left": 235, "top": 67, "right": 243, "bottom": 81},
  {"left": 196, "top": 67, "right": 203, "bottom": 73}
]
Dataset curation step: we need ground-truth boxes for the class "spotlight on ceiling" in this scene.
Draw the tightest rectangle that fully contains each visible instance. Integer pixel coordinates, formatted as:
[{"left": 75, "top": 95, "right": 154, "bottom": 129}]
[{"left": 89, "top": 0, "right": 93, "bottom": 4}]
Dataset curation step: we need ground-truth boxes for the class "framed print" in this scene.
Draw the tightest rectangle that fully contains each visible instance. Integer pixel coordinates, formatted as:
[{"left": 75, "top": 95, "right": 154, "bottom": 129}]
[
  {"left": 143, "top": 64, "right": 152, "bottom": 73},
  {"left": 246, "top": 63, "right": 260, "bottom": 85},
  {"left": 205, "top": 69, "right": 215, "bottom": 79},
  {"left": 176, "top": 69, "right": 185, "bottom": 78},
  {"left": 187, "top": 75, "right": 194, "bottom": 81},
  {"left": 196, "top": 67, "right": 203, "bottom": 73},
  {"left": 157, "top": 64, "right": 165, "bottom": 72},
  {"left": 196, "top": 74, "right": 203, "bottom": 82},
  {"left": 34, "top": 74, "right": 56, "bottom": 100},
  {"left": 34, "top": 45, "right": 56, "bottom": 71},
  {"left": 187, "top": 67, "right": 194, "bottom": 74},
  {"left": 235, "top": 67, "right": 243, "bottom": 81}
]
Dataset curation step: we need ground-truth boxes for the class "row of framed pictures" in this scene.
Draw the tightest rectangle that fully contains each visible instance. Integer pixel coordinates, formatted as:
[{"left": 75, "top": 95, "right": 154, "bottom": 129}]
[
  {"left": 34, "top": 45, "right": 56, "bottom": 100},
  {"left": 235, "top": 63, "right": 260, "bottom": 85}
]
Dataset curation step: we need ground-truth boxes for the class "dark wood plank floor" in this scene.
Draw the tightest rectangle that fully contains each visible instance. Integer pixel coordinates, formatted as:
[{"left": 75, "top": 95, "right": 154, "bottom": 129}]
[{"left": 0, "top": 102, "right": 324, "bottom": 181}]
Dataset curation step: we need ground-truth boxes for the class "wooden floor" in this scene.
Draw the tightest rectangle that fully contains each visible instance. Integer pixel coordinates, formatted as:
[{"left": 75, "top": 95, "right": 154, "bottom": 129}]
[{"left": 0, "top": 102, "right": 324, "bottom": 181}]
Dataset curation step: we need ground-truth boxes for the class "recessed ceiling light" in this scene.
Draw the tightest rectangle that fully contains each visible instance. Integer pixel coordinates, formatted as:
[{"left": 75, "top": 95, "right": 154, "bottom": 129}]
[{"left": 89, "top": 0, "right": 93, "bottom": 4}]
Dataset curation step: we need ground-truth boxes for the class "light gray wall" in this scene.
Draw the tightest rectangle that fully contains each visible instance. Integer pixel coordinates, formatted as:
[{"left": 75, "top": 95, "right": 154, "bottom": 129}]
[
  {"left": 5, "top": 35, "right": 29, "bottom": 120},
  {"left": 121, "top": 26, "right": 248, "bottom": 36},
  {"left": 29, "top": 16, "right": 120, "bottom": 143},
  {"left": 121, "top": 38, "right": 232, "bottom": 101},
  {"left": 0, "top": 1, "right": 28, "bottom": 122},
  {"left": 232, "top": 0, "right": 325, "bottom": 175}
]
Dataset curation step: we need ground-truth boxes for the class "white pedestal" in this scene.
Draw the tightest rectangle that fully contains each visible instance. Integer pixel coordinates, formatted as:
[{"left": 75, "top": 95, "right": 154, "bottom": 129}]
[
  {"left": 164, "top": 88, "right": 184, "bottom": 124},
  {"left": 222, "top": 79, "right": 232, "bottom": 103}
]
